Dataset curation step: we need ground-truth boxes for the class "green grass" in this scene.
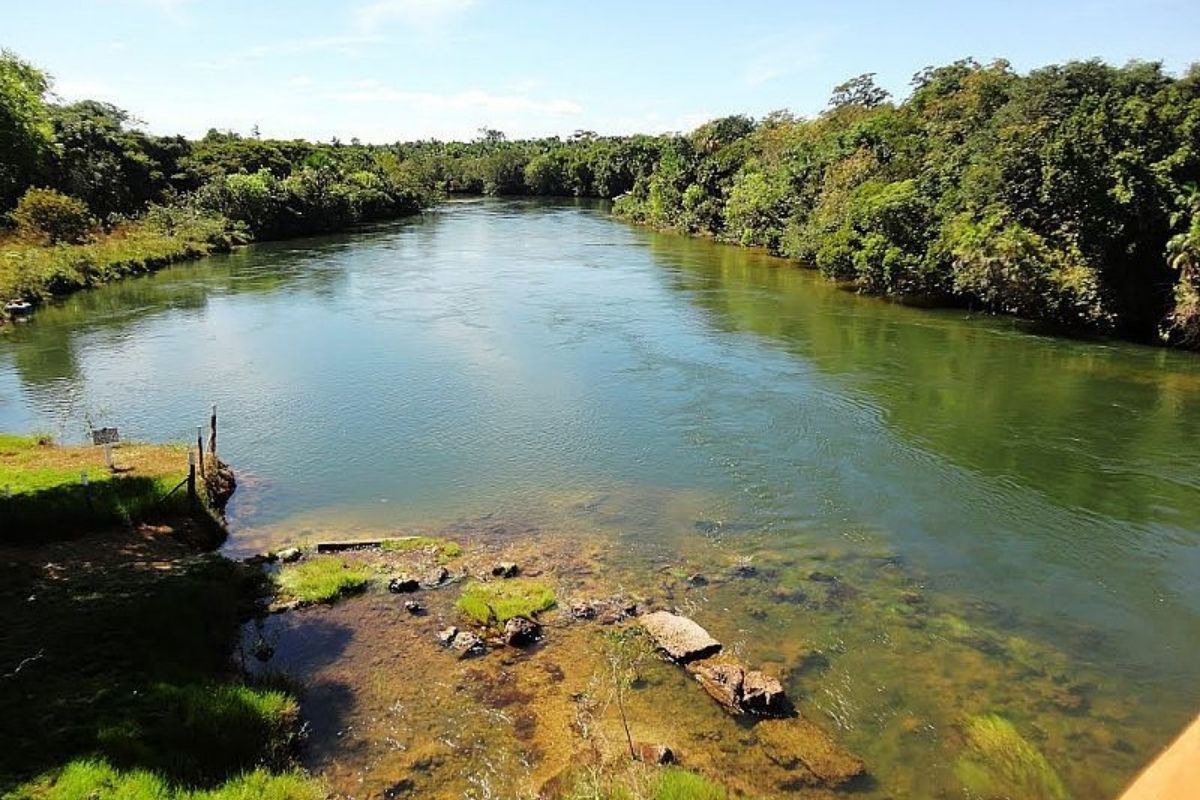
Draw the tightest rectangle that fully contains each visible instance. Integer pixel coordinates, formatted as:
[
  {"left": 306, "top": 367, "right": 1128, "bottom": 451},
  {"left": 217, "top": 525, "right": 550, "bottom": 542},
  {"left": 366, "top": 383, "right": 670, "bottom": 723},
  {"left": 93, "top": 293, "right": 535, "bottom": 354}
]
[
  {"left": 0, "top": 434, "right": 196, "bottom": 540},
  {"left": 275, "top": 557, "right": 370, "bottom": 604},
  {"left": 12, "top": 759, "right": 324, "bottom": 800},
  {"left": 455, "top": 579, "right": 556, "bottom": 626},
  {"left": 652, "top": 769, "right": 728, "bottom": 800},
  {"left": 380, "top": 535, "right": 463, "bottom": 560},
  {"left": 954, "top": 714, "right": 1066, "bottom": 800}
]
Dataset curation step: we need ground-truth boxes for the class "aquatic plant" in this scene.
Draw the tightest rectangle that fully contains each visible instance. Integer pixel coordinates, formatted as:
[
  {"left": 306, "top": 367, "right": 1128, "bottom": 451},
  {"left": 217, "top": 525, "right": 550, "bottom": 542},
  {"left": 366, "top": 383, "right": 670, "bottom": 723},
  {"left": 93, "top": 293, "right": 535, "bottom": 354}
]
[
  {"left": 455, "top": 579, "right": 556, "bottom": 625},
  {"left": 17, "top": 758, "right": 324, "bottom": 800},
  {"left": 276, "top": 557, "right": 370, "bottom": 604},
  {"left": 954, "top": 714, "right": 1066, "bottom": 800},
  {"left": 380, "top": 535, "right": 463, "bottom": 560}
]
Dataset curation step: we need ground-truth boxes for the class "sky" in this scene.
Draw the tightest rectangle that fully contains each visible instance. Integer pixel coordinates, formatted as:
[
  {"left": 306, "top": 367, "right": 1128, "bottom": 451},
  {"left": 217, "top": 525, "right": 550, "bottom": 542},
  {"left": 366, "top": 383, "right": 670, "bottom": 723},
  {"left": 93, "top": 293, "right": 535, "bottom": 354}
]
[{"left": 4, "top": 0, "right": 1199, "bottom": 142}]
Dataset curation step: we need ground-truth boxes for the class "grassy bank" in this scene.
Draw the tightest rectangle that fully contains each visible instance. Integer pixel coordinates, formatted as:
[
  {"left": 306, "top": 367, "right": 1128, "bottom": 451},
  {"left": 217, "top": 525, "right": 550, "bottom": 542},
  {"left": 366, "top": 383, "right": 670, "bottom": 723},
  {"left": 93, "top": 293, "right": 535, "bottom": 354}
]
[
  {"left": 0, "top": 433, "right": 321, "bottom": 799},
  {"left": 0, "top": 224, "right": 220, "bottom": 307},
  {"left": 0, "top": 434, "right": 200, "bottom": 541}
]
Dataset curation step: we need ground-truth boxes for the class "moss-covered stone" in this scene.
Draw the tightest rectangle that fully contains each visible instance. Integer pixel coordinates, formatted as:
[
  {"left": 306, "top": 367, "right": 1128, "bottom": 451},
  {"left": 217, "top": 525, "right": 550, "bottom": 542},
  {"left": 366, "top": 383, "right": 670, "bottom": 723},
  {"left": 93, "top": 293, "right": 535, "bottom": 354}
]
[{"left": 954, "top": 714, "right": 1066, "bottom": 800}]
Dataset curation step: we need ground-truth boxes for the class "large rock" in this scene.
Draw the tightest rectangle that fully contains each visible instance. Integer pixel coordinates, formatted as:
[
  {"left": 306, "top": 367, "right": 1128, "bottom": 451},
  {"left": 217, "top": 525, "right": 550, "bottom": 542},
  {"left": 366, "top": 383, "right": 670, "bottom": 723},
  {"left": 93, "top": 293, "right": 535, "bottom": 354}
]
[
  {"left": 685, "top": 657, "right": 792, "bottom": 716},
  {"left": 754, "top": 718, "right": 866, "bottom": 788},
  {"left": 639, "top": 611, "right": 722, "bottom": 663},
  {"left": 742, "top": 670, "right": 791, "bottom": 716},
  {"left": 686, "top": 658, "right": 745, "bottom": 712},
  {"left": 503, "top": 616, "right": 541, "bottom": 647}
]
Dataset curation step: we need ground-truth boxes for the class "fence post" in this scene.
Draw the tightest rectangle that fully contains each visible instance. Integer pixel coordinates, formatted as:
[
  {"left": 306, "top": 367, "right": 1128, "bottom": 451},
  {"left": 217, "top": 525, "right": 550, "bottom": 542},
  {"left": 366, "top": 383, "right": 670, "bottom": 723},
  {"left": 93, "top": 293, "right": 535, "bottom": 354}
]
[
  {"left": 196, "top": 426, "right": 205, "bottom": 478},
  {"left": 187, "top": 449, "right": 196, "bottom": 504},
  {"left": 208, "top": 404, "right": 218, "bottom": 468}
]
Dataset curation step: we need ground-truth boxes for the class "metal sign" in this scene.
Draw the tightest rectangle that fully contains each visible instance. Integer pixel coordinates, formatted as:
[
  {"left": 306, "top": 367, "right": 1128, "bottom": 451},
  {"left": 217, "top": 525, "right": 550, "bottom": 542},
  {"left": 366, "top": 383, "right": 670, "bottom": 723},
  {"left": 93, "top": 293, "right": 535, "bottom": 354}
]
[{"left": 91, "top": 427, "right": 120, "bottom": 445}]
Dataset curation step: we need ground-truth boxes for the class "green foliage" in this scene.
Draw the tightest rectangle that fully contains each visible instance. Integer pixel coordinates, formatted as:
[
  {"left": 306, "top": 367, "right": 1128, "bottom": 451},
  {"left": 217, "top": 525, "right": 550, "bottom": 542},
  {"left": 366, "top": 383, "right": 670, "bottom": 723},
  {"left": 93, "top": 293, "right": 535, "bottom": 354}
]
[
  {"left": 13, "top": 759, "right": 323, "bottom": 800},
  {"left": 954, "top": 714, "right": 1066, "bottom": 800},
  {"left": 455, "top": 579, "right": 556, "bottom": 625},
  {"left": 10, "top": 188, "right": 93, "bottom": 244},
  {"left": 275, "top": 557, "right": 370, "bottom": 604},
  {"left": 0, "top": 50, "right": 53, "bottom": 211}
]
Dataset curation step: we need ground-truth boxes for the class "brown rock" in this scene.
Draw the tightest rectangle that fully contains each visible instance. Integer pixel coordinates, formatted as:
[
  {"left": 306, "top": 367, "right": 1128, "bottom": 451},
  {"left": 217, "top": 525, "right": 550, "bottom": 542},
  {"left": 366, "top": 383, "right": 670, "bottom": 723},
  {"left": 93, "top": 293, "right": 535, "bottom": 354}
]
[
  {"left": 755, "top": 718, "right": 865, "bottom": 788},
  {"left": 635, "top": 742, "right": 675, "bottom": 765},
  {"left": 503, "top": 616, "right": 541, "bottom": 647},
  {"left": 742, "top": 670, "right": 791, "bottom": 716},
  {"left": 639, "top": 611, "right": 722, "bottom": 663},
  {"left": 686, "top": 658, "right": 745, "bottom": 712}
]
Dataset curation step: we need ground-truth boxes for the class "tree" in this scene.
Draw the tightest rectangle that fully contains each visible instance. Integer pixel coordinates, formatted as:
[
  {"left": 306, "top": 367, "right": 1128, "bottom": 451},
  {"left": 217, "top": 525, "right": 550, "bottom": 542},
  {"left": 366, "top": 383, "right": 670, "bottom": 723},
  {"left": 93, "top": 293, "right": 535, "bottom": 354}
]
[
  {"left": 0, "top": 50, "right": 53, "bottom": 211},
  {"left": 828, "top": 73, "right": 891, "bottom": 110}
]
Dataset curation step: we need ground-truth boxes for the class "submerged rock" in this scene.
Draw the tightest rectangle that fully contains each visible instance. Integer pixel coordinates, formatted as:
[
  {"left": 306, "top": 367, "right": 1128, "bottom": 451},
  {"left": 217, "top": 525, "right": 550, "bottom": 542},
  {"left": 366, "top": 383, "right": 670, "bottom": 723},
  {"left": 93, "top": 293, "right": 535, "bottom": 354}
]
[
  {"left": 491, "top": 562, "right": 519, "bottom": 578},
  {"left": 569, "top": 597, "right": 638, "bottom": 625},
  {"left": 569, "top": 601, "right": 597, "bottom": 620},
  {"left": 388, "top": 575, "right": 420, "bottom": 593},
  {"left": 639, "top": 611, "right": 722, "bottom": 663},
  {"left": 503, "top": 616, "right": 542, "bottom": 647},
  {"left": 635, "top": 742, "right": 675, "bottom": 765},
  {"left": 755, "top": 718, "right": 866, "bottom": 788},
  {"left": 730, "top": 561, "right": 758, "bottom": 579}
]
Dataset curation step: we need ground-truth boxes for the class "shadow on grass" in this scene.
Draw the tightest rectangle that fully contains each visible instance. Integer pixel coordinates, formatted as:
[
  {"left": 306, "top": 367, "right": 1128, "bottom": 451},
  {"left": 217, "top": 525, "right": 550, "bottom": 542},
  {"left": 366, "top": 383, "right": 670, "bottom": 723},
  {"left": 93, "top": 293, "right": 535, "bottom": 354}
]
[
  {"left": 0, "top": 555, "right": 287, "bottom": 793},
  {"left": 0, "top": 477, "right": 192, "bottom": 544}
]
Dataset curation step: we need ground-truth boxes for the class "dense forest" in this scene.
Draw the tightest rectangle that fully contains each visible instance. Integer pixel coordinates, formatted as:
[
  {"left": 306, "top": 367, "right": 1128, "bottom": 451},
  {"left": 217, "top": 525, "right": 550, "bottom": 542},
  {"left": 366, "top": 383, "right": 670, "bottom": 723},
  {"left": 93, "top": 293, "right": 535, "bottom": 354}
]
[{"left": 2, "top": 49, "right": 1199, "bottom": 347}]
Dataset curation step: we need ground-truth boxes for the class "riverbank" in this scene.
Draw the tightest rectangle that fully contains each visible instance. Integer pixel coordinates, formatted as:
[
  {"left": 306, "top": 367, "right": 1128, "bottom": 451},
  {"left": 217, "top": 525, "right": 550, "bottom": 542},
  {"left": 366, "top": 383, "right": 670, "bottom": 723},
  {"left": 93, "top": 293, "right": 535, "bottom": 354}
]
[{"left": 0, "top": 434, "right": 322, "bottom": 799}]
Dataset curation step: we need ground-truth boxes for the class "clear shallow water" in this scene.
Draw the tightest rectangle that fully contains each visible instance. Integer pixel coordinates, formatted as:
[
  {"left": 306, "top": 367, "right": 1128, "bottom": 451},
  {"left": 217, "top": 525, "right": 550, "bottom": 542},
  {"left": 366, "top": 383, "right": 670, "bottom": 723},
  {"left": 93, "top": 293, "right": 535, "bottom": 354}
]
[{"left": 3, "top": 199, "right": 1200, "bottom": 796}]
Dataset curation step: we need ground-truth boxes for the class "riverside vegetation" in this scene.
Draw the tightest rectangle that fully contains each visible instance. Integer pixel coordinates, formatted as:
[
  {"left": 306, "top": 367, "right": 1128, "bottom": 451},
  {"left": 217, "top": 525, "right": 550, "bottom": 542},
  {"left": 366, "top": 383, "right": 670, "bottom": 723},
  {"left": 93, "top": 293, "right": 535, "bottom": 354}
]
[{"left": 3, "top": 50, "right": 1200, "bottom": 347}]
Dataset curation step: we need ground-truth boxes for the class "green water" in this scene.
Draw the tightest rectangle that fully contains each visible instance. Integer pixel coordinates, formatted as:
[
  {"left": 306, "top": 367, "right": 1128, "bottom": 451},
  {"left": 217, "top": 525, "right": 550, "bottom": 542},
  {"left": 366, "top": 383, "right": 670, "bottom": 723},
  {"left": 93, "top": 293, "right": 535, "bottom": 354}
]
[{"left": 3, "top": 199, "right": 1199, "bottom": 797}]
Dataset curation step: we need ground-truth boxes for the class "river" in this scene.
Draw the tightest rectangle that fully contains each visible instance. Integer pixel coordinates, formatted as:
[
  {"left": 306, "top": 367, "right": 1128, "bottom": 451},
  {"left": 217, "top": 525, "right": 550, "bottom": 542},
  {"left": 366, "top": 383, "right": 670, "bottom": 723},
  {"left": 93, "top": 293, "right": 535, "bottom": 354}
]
[{"left": 2, "top": 199, "right": 1198, "bottom": 798}]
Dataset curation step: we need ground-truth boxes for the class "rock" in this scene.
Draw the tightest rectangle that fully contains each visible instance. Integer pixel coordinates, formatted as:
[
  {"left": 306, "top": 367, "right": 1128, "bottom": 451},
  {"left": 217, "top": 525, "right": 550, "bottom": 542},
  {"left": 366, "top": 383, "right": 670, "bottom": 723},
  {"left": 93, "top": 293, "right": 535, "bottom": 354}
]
[
  {"left": 755, "top": 718, "right": 866, "bottom": 788},
  {"left": 635, "top": 742, "right": 675, "bottom": 765},
  {"left": 451, "top": 630, "right": 487, "bottom": 659},
  {"left": 808, "top": 571, "right": 837, "bottom": 583},
  {"left": 404, "top": 600, "right": 425, "bottom": 615},
  {"left": 388, "top": 575, "right": 420, "bottom": 593},
  {"left": 503, "top": 616, "right": 542, "bottom": 647},
  {"left": 491, "top": 562, "right": 519, "bottom": 578},
  {"left": 382, "top": 778, "right": 415, "bottom": 799},
  {"left": 639, "top": 611, "right": 722, "bottom": 663},
  {"left": 684, "top": 657, "right": 792, "bottom": 716},
  {"left": 742, "top": 670, "right": 791, "bottom": 716},
  {"left": 686, "top": 573, "right": 708, "bottom": 587},
  {"left": 421, "top": 566, "right": 449, "bottom": 587},
  {"left": 275, "top": 547, "right": 302, "bottom": 563},
  {"left": 569, "top": 601, "right": 597, "bottom": 620},
  {"left": 730, "top": 561, "right": 758, "bottom": 578},
  {"left": 437, "top": 626, "right": 486, "bottom": 658},
  {"left": 686, "top": 658, "right": 745, "bottom": 712}
]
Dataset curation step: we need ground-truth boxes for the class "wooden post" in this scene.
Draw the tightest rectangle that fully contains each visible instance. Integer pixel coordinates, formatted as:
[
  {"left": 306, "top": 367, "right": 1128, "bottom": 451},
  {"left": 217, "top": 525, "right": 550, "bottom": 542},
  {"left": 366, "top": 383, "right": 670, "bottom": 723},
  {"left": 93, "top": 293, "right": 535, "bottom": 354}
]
[
  {"left": 196, "top": 426, "right": 205, "bottom": 477},
  {"left": 187, "top": 449, "right": 196, "bottom": 503},
  {"left": 208, "top": 404, "right": 217, "bottom": 468}
]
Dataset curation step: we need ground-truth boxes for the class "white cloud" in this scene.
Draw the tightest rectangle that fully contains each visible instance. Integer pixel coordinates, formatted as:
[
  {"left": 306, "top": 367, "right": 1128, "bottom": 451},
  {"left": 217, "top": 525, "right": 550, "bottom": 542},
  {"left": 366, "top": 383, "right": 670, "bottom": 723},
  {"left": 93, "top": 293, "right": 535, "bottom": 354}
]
[{"left": 353, "top": 0, "right": 476, "bottom": 32}]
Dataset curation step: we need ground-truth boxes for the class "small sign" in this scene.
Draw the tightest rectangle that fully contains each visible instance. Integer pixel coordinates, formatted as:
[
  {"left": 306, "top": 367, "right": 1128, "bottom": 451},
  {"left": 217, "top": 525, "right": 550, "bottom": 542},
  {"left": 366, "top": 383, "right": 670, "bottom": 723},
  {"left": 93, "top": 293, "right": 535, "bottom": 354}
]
[{"left": 91, "top": 427, "right": 120, "bottom": 445}]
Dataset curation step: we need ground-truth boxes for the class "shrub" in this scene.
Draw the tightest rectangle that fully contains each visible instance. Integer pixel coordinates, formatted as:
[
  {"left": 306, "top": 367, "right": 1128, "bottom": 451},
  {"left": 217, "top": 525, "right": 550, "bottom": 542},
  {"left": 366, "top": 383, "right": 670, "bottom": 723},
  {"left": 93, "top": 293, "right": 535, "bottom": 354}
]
[{"left": 10, "top": 187, "right": 94, "bottom": 244}]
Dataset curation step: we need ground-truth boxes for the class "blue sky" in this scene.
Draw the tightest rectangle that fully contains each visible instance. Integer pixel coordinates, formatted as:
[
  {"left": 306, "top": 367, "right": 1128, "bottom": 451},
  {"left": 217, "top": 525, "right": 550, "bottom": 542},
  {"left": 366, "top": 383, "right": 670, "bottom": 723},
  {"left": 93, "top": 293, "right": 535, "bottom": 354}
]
[{"left": 4, "top": 0, "right": 1198, "bottom": 142}]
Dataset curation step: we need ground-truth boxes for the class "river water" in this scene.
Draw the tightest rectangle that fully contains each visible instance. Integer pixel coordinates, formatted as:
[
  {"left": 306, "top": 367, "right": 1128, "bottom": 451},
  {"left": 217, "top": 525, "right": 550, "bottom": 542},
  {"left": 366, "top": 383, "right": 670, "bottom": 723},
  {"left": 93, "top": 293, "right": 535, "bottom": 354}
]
[{"left": 2, "top": 199, "right": 1198, "bottom": 798}]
